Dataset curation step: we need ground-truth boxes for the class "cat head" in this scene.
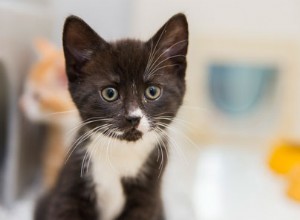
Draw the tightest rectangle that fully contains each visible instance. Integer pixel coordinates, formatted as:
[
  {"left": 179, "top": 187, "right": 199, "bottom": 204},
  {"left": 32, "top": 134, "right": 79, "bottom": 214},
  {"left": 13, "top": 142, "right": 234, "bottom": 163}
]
[
  {"left": 63, "top": 13, "right": 188, "bottom": 142},
  {"left": 20, "top": 39, "right": 76, "bottom": 125}
]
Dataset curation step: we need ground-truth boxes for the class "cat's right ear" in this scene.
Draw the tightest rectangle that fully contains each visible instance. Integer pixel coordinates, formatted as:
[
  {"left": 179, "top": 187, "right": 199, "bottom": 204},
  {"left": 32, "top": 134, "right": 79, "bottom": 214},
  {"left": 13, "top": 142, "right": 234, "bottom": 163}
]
[{"left": 63, "top": 16, "right": 108, "bottom": 82}]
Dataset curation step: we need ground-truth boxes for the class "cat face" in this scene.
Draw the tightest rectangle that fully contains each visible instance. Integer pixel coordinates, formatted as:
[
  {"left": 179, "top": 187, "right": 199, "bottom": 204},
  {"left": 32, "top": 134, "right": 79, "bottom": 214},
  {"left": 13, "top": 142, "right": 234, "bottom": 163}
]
[{"left": 63, "top": 13, "right": 188, "bottom": 142}]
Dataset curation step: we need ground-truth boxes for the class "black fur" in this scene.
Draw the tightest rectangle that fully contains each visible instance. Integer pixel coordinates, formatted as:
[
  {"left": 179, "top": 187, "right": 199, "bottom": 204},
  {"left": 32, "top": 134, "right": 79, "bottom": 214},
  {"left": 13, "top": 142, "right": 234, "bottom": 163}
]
[
  {"left": 35, "top": 13, "right": 188, "bottom": 220},
  {"left": 35, "top": 130, "right": 167, "bottom": 220}
]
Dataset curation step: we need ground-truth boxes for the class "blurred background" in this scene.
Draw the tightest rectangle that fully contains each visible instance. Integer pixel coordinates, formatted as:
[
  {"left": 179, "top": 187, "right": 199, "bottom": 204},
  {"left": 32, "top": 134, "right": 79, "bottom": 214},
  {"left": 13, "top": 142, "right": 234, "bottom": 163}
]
[{"left": 1, "top": 0, "right": 300, "bottom": 219}]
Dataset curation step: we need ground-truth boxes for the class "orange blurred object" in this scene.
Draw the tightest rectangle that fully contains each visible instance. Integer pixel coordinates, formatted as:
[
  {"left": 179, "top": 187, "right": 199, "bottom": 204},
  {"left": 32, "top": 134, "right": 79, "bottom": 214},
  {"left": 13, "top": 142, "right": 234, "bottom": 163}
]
[
  {"left": 287, "top": 165, "right": 300, "bottom": 202},
  {"left": 269, "top": 140, "right": 300, "bottom": 175},
  {"left": 269, "top": 140, "right": 300, "bottom": 202}
]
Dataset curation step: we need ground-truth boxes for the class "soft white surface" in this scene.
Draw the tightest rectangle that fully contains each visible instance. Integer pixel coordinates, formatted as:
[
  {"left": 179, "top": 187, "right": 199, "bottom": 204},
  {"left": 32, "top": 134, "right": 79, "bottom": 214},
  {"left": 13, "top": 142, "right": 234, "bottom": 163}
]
[
  {"left": 194, "top": 144, "right": 300, "bottom": 220},
  {"left": 0, "top": 196, "right": 34, "bottom": 220},
  {"left": 2, "top": 144, "right": 300, "bottom": 220}
]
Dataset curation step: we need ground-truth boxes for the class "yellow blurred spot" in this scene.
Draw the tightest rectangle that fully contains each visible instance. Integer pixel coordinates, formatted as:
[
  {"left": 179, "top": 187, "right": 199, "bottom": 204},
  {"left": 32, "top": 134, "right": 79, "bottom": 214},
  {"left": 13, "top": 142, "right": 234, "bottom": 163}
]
[
  {"left": 269, "top": 140, "right": 300, "bottom": 202},
  {"left": 269, "top": 141, "right": 300, "bottom": 175},
  {"left": 287, "top": 165, "right": 300, "bottom": 202}
]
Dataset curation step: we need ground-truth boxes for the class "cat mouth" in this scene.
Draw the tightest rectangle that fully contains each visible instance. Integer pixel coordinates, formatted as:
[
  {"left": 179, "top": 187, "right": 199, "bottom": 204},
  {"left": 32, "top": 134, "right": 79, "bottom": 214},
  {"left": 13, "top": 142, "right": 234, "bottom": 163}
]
[{"left": 120, "top": 128, "right": 143, "bottom": 142}]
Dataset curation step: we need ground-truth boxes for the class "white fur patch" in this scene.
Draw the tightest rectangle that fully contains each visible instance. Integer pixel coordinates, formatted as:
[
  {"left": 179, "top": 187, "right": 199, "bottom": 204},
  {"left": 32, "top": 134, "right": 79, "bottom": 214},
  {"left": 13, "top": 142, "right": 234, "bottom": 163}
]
[
  {"left": 129, "top": 108, "right": 150, "bottom": 133},
  {"left": 129, "top": 108, "right": 143, "bottom": 118},
  {"left": 87, "top": 131, "right": 158, "bottom": 220}
]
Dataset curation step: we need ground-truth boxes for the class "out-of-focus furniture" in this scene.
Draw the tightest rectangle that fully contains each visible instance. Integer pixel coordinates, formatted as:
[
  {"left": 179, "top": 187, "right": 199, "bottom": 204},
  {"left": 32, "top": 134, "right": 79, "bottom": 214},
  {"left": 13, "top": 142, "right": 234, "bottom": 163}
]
[
  {"left": 186, "top": 36, "right": 300, "bottom": 144},
  {"left": 0, "top": 1, "right": 52, "bottom": 206}
]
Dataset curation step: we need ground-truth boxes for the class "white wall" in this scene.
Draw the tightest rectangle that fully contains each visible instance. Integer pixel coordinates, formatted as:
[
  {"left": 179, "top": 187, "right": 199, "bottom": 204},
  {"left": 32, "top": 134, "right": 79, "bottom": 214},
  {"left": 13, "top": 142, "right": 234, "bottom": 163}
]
[
  {"left": 49, "top": 0, "right": 132, "bottom": 46},
  {"left": 45, "top": 0, "right": 300, "bottom": 47},
  {"left": 130, "top": 0, "right": 300, "bottom": 39}
]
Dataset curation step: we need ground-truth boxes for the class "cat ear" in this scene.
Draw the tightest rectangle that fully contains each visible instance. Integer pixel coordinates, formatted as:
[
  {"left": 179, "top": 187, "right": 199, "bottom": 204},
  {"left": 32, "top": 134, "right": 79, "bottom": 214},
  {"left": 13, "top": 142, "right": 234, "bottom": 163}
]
[
  {"left": 148, "top": 13, "right": 189, "bottom": 59},
  {"left": 63, "top": 16, "right": 108, "bottom": 81}
]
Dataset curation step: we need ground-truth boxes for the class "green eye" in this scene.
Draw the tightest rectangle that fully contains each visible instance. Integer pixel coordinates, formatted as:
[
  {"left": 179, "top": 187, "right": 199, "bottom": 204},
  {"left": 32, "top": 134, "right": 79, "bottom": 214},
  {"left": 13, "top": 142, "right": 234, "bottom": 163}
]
[
  {"left": 101, "top": 87, "right": 119, "bottom": 102},
  {"left": 145, "top": 86, "right": 161, "bottom": 100}
]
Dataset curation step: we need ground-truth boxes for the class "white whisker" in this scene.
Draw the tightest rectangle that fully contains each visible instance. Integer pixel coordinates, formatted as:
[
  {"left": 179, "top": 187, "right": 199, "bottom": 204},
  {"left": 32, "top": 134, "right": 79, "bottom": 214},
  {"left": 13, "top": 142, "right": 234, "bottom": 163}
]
[
  {"left": 65, "top": 124, "right": 108, "bottom": 164},
  {"left": 147, "top": 39, "right": 188, "bottom": 73},
  {"left": 145, "top": 24, "right": 168, "bottom": 74},
  {"left": 146, "top": 64, "right": 178, "bottom": 80},
  {"left": 105, "top": 128, "right": 117, "bottom": 173},
  {"left": 155, "top": 126, "right": 188, "bottom": 165},
  {"left": 66, "top": 117, "right": 111, "bottom": 137},
  {"left": 44, "top": 109, "right": 77, "bottom": 117},
  {"left": 152, "top": 131, "right": 166, "bottom": 178},
  {"left": 145, "top": 41, "right": 154, "bottom": 74},
  {"left": 154, "top": 116, "right": 196, "bottom": 132},
  {"left": 147, "top": 54, "right": 186, "bottom": 78},
  {"left": 83, "top": 128, "right": 103, "bottom": 176},
  {"left": 157, "top": 122, "right": 199, "bottom": 151}
]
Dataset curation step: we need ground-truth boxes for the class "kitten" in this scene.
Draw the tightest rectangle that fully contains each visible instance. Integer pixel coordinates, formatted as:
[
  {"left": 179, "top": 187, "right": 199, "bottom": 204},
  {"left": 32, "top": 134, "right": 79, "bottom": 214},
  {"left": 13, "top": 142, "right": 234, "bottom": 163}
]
[
  {"left": 20, "top": 39, "right": 79, "bottom": 189},
  {"left": 35, "top": 13, "right": 188, "bottom": 220}
]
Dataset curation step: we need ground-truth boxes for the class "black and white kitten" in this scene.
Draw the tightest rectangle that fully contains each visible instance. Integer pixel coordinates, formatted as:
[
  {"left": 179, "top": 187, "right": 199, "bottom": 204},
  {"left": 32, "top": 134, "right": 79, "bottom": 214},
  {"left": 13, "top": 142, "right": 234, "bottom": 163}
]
[{"left": 35, "top": 13, "right": 189, "bottom": 220}]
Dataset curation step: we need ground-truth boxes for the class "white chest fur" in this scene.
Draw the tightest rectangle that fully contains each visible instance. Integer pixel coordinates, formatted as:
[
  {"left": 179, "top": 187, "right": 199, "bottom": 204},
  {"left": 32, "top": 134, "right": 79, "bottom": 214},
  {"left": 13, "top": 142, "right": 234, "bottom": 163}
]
[{"left": 87, "top": 131, "right": 158, "bottom": 220}]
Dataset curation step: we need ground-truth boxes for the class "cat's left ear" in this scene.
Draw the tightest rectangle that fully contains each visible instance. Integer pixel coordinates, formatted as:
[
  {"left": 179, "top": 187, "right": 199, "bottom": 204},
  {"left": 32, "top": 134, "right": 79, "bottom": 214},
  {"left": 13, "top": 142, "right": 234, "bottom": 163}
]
[
  {"left": 63, "top": 15, "right": 108, "bottom": 82},
  {"left": 148, "top": 13, "right": 189, "bottom": 59}
]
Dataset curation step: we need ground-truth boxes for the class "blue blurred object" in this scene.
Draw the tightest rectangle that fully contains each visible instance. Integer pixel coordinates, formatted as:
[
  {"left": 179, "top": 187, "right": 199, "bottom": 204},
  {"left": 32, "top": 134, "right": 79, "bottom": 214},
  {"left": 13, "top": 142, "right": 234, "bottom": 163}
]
[{"left": 209, "top": 63, "right": 278, "bottom": 115}]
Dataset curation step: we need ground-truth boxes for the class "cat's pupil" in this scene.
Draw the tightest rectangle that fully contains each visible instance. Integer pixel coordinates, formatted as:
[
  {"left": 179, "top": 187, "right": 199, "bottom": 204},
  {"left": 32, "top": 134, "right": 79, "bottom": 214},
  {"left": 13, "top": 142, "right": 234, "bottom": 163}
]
[
  {"left": 106, "top": 89, "right": 115, "bottom": 98},
  {"left": 149, "top": 87, "right": 157, "bottom": 96}
]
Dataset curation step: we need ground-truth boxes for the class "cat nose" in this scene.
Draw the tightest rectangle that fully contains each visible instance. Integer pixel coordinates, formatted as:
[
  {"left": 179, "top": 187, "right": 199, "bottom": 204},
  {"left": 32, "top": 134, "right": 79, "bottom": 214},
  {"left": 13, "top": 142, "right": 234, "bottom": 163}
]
[{"left": 126, "top": 116, "right": 141, "bottom": 127}]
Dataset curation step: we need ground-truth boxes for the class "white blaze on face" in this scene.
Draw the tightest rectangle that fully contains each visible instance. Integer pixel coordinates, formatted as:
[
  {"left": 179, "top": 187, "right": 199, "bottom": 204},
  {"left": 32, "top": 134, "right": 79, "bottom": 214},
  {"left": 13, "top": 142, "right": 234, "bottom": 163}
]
[{"left": 129, "top": 108, "right": 150, "bottom": 133}]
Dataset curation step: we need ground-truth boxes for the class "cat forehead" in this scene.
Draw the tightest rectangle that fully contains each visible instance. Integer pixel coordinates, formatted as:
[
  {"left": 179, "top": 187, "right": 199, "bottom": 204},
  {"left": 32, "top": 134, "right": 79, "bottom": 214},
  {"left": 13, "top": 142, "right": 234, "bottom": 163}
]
[
  {"left": 110, "top": 40, "right": 149, "bottom": 64},
  {"left": 86, "top": 40, "right": 150, "bottom": 80},
  {"left": 111, "top": 39, "right": 147, "bottom": 53}
]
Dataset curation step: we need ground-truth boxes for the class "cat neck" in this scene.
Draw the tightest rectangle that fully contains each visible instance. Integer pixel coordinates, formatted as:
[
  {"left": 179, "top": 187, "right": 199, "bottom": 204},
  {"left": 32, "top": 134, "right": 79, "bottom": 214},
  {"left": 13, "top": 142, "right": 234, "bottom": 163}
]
[
  {"left": 86, "top": 131, "right": 165, "bottom": 220},
  {"left": 87, "top": 130, "right": 160, "bottom": 178}
]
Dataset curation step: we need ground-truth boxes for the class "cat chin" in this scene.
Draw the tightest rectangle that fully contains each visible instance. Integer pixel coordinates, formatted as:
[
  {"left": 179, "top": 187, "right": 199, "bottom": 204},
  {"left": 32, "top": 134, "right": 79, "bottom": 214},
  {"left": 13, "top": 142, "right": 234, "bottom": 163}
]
[
  {"left": 120, "top": 129, "right": 143, "bottom": 142},
  {"left": 113, "top": 129, "right": 144, "bottom": 142}
]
